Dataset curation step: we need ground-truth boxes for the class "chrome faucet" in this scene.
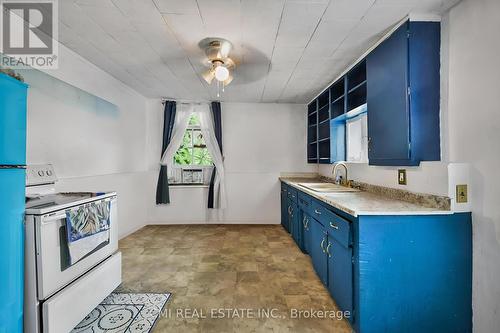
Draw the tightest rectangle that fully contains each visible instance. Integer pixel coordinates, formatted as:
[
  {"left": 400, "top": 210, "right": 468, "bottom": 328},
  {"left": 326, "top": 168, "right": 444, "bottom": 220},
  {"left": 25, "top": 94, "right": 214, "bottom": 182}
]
[{"left": 332, "top": 162, "right": 348, "bottom": 186}]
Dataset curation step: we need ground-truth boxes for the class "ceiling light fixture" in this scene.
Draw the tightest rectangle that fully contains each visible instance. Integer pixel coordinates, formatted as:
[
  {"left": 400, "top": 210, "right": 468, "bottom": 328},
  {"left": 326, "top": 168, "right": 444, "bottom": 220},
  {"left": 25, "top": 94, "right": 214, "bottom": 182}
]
[
  {"left": 214, "top": 64, "right": 229, "bottom": 82},
  {"left": 200, "top": 38, "right": 235, "bottom": 98}
]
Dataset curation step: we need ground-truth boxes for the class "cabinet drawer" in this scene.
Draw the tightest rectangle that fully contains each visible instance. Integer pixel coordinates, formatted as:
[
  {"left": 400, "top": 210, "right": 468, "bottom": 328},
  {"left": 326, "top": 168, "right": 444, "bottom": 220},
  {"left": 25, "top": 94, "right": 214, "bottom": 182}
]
[
  {"left": 298, "top": 192, "right": 312, "bottom": 213},
  {"left": 287, "top": 187, "right": 298, "bottom": 203},
  {"left": 311, "top": 201, "right": 350, "bottom": 247}
]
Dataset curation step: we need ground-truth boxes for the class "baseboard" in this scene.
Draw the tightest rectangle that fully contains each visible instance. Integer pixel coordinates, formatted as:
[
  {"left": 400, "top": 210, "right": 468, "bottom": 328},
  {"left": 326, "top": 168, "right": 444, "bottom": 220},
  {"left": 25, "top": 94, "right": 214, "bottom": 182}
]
[
  {"left": 118, "top": 224, "right": 146, "bottom": 240},
  {"left": 146, "top": 220, "right": 281, "bottom": 225},
  {"left": 120, "top": 220, "right": 281, "bottom": 237}
]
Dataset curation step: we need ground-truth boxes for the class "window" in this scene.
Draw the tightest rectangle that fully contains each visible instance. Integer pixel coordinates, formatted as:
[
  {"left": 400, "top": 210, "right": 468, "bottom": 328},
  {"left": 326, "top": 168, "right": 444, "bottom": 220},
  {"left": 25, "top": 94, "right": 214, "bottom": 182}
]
[
  {"left": 171, "top": 114, "right": 213, "bottom": 184},
  {"left": 174, "top": 114, "right": 213, "bottom": 166}
]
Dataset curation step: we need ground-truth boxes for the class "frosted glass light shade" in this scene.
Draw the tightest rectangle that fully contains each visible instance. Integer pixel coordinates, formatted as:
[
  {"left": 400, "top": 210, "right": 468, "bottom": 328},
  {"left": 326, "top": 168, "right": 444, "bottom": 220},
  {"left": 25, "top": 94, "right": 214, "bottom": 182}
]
[{"left": 214, "top": 65, "right": 229, "bottom": 81}]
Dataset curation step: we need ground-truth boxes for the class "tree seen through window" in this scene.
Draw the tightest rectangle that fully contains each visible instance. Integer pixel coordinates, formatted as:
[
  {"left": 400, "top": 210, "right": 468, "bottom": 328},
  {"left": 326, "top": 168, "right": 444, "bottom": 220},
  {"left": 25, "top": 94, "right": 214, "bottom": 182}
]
[{"left": 173, "top": 114, "right": 213, "bottom": 166}]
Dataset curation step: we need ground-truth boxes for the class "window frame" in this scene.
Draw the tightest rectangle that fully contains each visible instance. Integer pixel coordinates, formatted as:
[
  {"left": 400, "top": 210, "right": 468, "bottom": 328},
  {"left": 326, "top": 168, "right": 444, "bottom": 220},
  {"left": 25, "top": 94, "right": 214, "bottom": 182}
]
[{"left": 170, "top": 114, "right": 214, "bottom": 185}]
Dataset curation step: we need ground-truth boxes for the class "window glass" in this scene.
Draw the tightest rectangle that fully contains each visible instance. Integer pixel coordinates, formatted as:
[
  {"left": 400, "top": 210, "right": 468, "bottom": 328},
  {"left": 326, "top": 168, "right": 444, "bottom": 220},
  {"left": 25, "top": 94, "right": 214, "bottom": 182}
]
[{"left": 173, "top": 114, "right": 213, "bottom": 166}]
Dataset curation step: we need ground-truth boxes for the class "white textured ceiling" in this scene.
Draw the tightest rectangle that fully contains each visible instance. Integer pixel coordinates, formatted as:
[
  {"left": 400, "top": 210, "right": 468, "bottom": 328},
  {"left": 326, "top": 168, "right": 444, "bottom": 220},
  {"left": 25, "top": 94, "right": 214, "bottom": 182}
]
[{"left": 59, "top": 0, "right": 459, "bottom": 103}]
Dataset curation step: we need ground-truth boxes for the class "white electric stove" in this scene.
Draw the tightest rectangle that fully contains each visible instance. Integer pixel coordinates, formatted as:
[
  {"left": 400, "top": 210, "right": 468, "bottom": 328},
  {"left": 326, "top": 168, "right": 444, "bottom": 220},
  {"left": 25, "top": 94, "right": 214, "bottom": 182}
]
[{"left": 24, "top": 164, "right": 122, "bottom": 333}]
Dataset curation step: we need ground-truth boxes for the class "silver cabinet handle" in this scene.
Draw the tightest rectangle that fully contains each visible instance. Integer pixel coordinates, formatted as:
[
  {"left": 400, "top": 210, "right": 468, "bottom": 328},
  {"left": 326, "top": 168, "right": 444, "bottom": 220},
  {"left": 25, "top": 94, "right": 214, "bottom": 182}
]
[
  {"left": 288, "top": 206, "right": 292, "bottom": 214},
  {"left": 326, "top": 242, "right": 332, "bottom": 257},
  {"left": 314, "top": 209, "right": 321, "bottom": 215},
  {"left": 302, "top": 216, "right": 307, "bottom": 227},
  {"left": 330, "top": 222, "right": 339, "bottom": 230},
  {"left": 320, "top": 238, "right": 326, "bottom": 253}
]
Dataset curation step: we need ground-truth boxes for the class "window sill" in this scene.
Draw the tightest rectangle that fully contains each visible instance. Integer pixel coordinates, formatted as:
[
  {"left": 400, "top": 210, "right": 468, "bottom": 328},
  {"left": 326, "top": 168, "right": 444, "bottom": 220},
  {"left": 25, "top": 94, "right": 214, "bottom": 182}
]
[{"left": 169, "top": 184, "right": 209, "bottom": 188}]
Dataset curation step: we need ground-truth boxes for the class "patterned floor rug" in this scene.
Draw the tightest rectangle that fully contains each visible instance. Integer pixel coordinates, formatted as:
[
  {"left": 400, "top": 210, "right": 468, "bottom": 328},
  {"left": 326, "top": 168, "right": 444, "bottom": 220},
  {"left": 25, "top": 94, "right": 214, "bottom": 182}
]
[{"left": 71, "top": 293, "right": 171, "bottom": 333}]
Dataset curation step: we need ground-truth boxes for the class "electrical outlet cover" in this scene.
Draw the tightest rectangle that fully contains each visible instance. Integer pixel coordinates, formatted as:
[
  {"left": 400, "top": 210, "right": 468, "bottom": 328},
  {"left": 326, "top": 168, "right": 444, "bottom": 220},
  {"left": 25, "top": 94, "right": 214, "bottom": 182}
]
[
  {"left": 398, "top": 169, "right": 407, "bottom": 185},
  {"left": 448, "top": 163, "right": 471, "bottom": 212},
  {"left": 456, "top": 184, "right": 468, "bottom": 203}
]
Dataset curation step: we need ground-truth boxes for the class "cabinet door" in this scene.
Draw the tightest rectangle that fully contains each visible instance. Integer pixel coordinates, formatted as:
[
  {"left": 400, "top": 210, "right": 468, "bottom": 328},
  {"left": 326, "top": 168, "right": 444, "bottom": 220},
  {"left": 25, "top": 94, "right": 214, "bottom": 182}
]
[
  {"left": 302, "top": 212, "right": 312, "bottom": 254},
  {"left": 281, "top": 186, "right": 289, "bottom": 232},
  {"left": 292, "top": 203, "right": 302, "bottom": 247},
  {"left": 287, "top": 198, "right": 294, "bottom": 235},
  {"left": 327, "top": 236, "right": 353, "bottom": 316},
  {"left": 310, "top": 219, "right": 328, "bottom": 285},
  {"left": 366, "top": 22, "right": 410, "bottom": 163}
]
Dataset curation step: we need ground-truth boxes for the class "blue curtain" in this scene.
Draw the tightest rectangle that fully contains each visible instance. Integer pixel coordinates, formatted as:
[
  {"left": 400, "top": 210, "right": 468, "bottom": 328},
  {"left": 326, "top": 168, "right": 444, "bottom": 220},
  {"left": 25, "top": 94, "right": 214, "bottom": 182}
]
[
  {"left": 156, "top": 101, "right": 176, "bottom": 204},
  {"left": 208, "top": 101, "right": 222, "bottom": 208}
]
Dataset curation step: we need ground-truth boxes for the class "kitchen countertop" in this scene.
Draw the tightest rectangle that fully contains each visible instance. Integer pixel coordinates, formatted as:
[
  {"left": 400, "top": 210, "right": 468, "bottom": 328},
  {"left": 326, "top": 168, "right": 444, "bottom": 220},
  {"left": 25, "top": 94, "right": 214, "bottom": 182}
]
[{"left": 280, "top": 177, "right": 452, "bottom": 217}]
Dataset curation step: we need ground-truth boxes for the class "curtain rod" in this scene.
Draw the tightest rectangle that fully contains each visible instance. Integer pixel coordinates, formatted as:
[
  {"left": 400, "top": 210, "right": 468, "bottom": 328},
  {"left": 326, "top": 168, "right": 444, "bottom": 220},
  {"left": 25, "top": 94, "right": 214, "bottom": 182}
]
[{"left": 161, "top": 98, "right": 217, "bottom": 105}]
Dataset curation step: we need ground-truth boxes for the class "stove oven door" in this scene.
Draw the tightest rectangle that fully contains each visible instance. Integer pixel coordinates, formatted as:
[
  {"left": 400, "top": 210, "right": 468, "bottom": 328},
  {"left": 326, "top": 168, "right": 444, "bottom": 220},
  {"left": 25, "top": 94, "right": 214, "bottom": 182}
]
[{"left": 35, "top": 196, "right": 118, "bottom": 300}]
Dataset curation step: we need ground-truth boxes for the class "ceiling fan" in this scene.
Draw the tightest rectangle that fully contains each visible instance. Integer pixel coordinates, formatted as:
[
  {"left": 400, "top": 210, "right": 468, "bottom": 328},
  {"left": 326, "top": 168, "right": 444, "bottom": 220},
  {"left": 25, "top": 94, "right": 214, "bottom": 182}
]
[{"left": 200, "top": 38, "right": 235, "bottom": 97}]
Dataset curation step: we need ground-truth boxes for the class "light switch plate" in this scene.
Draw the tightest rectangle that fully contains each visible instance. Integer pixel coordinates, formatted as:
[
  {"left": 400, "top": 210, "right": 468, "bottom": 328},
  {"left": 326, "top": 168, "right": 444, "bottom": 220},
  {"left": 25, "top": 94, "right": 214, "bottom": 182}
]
[
  {"left": 456, "top": 184, "right": 468, "bottom": 203},
  {"left": 398, "top": 169, "right": 407, "bottom": 185}
]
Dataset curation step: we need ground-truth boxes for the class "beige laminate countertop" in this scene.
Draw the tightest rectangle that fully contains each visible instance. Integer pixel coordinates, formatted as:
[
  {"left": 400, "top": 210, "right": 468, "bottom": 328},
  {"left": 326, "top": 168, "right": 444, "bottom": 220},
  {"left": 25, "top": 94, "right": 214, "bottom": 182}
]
[{"left": 280, "top": 177, "right": 452, "bottom": 217}]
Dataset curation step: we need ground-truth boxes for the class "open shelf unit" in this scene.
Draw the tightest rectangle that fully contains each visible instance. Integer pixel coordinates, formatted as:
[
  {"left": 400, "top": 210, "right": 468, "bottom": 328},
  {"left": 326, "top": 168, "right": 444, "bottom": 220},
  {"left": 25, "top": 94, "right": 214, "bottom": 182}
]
[
  {"left": 346, "top": 60, "right": 367, "bottom": 112},
  {"left": 307, "top": 101, "right": 318, "bottom": 163},
  {"left": 330, "top": 79, "right": 345, "bottom": 119},
  {"left": 317, "top": 91, "right": 330, "bottom": 163},
  {"left": 306, "top": 59, "right": 367, "bottom": 164}
]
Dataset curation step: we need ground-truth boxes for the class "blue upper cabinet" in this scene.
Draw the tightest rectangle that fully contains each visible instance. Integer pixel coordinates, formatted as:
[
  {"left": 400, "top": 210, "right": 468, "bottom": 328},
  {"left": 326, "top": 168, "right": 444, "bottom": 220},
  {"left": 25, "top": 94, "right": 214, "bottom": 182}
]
[{"left": 366, "top": 21, "right": 441, "bottom": 166}]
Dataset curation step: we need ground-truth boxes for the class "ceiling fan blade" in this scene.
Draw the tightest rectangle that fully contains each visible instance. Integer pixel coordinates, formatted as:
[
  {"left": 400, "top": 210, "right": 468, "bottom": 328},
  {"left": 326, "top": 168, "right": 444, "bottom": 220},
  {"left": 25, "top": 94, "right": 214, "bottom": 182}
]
[
  {"left": 202, "top": 69, "right": 215, "bottom": 84},
  {"left": 224, "top": 72, "right": 234, "bottom": 86},
  {"left": 219, "top": 40, "right": 232, "bottom": 58},
  {"left": 224, "top": 57, "right": 236, "bottom": 70}
]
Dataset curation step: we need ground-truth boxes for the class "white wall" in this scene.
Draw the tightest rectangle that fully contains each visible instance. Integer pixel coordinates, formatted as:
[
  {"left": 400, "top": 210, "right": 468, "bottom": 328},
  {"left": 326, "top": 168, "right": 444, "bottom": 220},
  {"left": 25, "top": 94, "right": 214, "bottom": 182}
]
[
  {"left": 146, "top": 102, "right": 316, "bottom": 224},
  {"left": 319, "top": 1, "right": 500, "bottom": 330},
  {"left": 24, "top": 43, "right": 150, "bottom": 237},
  {"left": 319, "top": 162, "right": 449, "bottom": 196},
  {"left": 445, "top": 0, "right": 500, "bottom": 331}
]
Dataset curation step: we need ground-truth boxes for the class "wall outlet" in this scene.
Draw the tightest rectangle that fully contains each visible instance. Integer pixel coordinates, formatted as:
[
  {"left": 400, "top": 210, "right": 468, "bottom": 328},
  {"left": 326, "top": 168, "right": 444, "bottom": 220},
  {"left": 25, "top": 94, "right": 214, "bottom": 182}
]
[
  {"left": 398, "top": 169, "right": 407, "bottom": 185},
  {"left": 456, "top": 184, "right": 468, "bottom": 203}
]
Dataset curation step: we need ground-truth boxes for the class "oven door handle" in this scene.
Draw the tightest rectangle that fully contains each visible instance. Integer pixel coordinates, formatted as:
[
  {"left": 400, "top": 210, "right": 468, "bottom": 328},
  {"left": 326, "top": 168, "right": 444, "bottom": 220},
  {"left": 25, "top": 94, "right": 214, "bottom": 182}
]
[{"left": 42, "top": 213, "right": 67, "bottom": 224}]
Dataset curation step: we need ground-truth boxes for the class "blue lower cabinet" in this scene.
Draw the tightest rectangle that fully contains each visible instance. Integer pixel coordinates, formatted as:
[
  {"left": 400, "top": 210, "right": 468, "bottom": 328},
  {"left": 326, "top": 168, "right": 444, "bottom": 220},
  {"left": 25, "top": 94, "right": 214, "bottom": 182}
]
[
  {"left": 310, "top": 218, "right": 328, "bottom": 285},
  {"left": 280, "top": 183, "right": 472, "bottom": 333},
  {"left": 354, "top": 214, "right": 472, "bottom": 333},
  {"left": 288, "top": 200, "right": 300, "bottom": 246},
  {"left": 301, "top": 212, "right": 312, "bottom": 254},
  {"left": 280, "top": 185, "right": 289, "bottom": 232},
  {"left": 327, "top": 236, "right": 353, "bottom": 319}
]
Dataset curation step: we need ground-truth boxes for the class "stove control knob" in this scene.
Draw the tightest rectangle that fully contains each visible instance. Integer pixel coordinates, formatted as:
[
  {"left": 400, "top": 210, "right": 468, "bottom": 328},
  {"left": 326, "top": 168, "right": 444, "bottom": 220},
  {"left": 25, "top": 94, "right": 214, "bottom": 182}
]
[
  {"left": 38, "top": 170, "right": 45, "bottom": 177},
  {"left": 46, "top": 170, "right": 53, "bottom": 176}
]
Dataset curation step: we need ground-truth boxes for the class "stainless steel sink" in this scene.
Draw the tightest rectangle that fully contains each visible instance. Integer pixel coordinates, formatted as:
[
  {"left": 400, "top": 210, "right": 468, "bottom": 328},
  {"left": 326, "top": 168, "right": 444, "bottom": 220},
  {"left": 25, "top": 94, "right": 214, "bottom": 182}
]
[{"left": 297, "top": 182, "right": 360, "bottom": 193}]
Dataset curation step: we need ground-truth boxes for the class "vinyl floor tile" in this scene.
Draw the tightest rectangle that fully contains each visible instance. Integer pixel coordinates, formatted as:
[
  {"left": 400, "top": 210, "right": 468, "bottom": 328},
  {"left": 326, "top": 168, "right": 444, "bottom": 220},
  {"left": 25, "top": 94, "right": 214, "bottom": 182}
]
[{"left": 118, "top": 225, "right": 352, "bottom": 332}]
